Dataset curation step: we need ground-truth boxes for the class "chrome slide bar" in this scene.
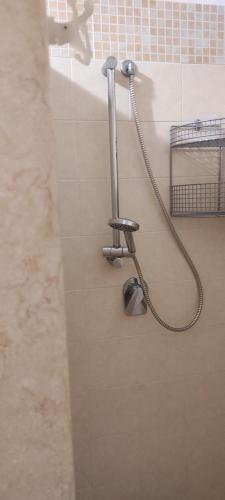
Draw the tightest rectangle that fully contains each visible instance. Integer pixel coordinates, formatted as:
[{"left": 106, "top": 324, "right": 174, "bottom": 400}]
[{"left": 102, "top": 56, "right": 120, "bottom": 249}]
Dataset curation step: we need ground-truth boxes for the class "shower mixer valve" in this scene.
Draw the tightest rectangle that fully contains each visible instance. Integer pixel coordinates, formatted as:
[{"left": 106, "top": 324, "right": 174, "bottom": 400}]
[{"left": 123, "top": 277, "right": 147, "bottom": 316}]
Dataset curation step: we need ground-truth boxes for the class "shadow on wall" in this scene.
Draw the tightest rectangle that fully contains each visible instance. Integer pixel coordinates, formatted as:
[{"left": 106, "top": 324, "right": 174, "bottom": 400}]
[
  {"left": 49, "top": 63, "right": 169, "bottom": 226},
  {"left": 48, "top": 0, "right": 94, "bottom": 65},
  {"left": 50, "top": 60, "right": 156, "bottom": 128},
  {"left": 49, "top": 62, "right": 179, "bottom": 236}
]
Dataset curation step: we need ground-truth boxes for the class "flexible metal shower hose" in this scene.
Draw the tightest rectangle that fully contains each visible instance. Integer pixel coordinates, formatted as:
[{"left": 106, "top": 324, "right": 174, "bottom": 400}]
[{"left": 129, "top": 75, "right": 203, "bottom": 332}]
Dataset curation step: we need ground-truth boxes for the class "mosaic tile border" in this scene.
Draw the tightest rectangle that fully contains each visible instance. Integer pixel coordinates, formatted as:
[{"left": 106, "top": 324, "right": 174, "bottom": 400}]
[{"left": 47, "top": 0, "right": 225, "bottom": 63}]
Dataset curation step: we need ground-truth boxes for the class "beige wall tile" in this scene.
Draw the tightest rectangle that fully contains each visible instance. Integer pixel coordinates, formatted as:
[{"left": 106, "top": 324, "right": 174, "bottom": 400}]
[
  {"left": 117, "top": 121, "right": 145, "bottom": 179},
  {"left": 79, "top": 179, "right": 111, "bottom": 235},
  {"left": 70, "top": 60, "right": 108, "bottom": 121},
  {"left": 141, "top": 121, "right": 172, "bottom": 178},
  {"left": 76, "top": 488, "right": 93, "bottom": 500},
  {"left": 90, "top": 431, "right": 140, "bottom": 489},
  {"left": 88, "top": 385, "right": 139, "bottom": 438},
  {"left": 65, "top": 290, "right": 86, "bottom": 340},
  {"left": 186, "top": 416, "right": 225, "bottom": 500},
  {"left": 139, "top": 424, "right": 188, "bottom": 500},
  {"left": 134, "top": 322, "right": 225, "bottom": 385},
  {"left": 178, "top": 323, "right": 225, "bottom": 377},
  {"left": 49, "top": 57, "right": 73, "bottom": 119},
  {"left": 82, "top": 336, "right": 139, "bottom": 389},
  {"left": 68, "top": 335, "right": 139, "bottom": 392},
  {"left": 92, "top": 484, "right": 140, "bottom": 500},
  {"left": 201, "top": 278, "right": 225, "bottom": 326},
  {"left": 134, "top": 331, "right": 188, "bottom": 384},
  {"left": 69, "top": 391, "right": 92, "bottom": 491},
  {"left": 182, "top": 64, "right": 225, "bottom": 121},
  {"left": 136, "top": 229, "right": 192, "bottom": 284},
  {"left": 180, "top": 226, "right": 225, "bottom": 281},
  {"left": 184, "top": 371, "right": 225, "bottom": 422},
  {"left": 62, "top": 237, "right": 85, "bottom": 290},
  {"left": 72, "top": 437, "right": 92, "bottom": 492},
  {"left": 68, "top": 340, "right": 92, "bottom": 393},
  {"left": 58, "top": 181, "right": 80, "bottom": 236},
  {"left": 138, "top": 381, "right": 186, "bottom": 441},
  {"left": 120, "top": 177, "right": 169, "bottom": 232},
  {"left": 76, "top": 122, "right": 110, "bottom": 179},
  {"left": 53, "top": 120, "right": 78, "bottom": 179},
  {"left": 133, "top": 63, "right": 182, "bottom": 121},
  {"left": 71, "top": 60, "right": 131, "bottom": 121}
]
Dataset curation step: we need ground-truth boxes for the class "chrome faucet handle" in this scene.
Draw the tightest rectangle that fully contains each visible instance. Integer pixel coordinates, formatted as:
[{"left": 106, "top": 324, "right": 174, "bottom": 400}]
[{"left": 123, "top": 278, "right": 147, "bottom": 316}]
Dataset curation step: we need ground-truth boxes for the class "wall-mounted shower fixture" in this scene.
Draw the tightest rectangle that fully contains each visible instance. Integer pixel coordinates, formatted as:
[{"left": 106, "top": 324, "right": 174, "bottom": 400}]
[
  {"left": 109, "top": 218, "right": 139, "bottom": 254},
  {"left": 102, "top": 57, "right": 203, "bottom": 330},
  {"left": 123, "top": 278, "right": 147, "bottom": 316},
  {"left": 121, "top": 59, "right": 137, "bottom": 77},
  {"left": 102, "top": 57, "right": 139, "bottom": 265},
  {"left": 102, "top": 57, "right": 134, "bottom": 267}
]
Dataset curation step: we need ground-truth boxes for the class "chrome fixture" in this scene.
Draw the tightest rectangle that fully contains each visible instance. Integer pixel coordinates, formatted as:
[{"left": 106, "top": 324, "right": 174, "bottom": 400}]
[
  {"left": 102, "top": 57, "right": 203, "bottom": 330},
  {"left": 121, "top": 59, "right": 137, "bottom": 77},
  {"left": 102, "top": 55, "right": 118, "bottom": 76},
  {"left": 101, "top": 56, "right": 119, "bottom": 250},
  {"left": 102, "top": 246, "right": 130, "bottom": 259},
  {"left": 109, "top": 217, "right": 139, "bottom": 253},
  {"left": 123, "top": 278, "right": 147, "bottom": 316},
  {"left": 102, "top": 56, "right": 128, "bottom": 267}
]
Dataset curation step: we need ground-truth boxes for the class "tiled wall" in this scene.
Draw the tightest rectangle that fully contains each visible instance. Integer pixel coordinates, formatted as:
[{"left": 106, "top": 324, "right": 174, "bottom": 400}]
[
  {"left": 48, "top": 2, "right": 225, "bottom": 500},
  {"left": 50, "top": 53, "right": 225, "bottom": 499},
  {"left": 47, "top": 0, "right": 225, "bottom": 63}
]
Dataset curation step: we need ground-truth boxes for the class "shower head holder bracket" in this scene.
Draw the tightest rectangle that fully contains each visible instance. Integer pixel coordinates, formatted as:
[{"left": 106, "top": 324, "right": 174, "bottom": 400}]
[
  {"left": 102, "top": 56, "right": 118, "bottom": 76},
  {"left": 121, "top": 60, "right": 137, "bottom": 77},
  {"left": 102, "top": 246, "right": 131, "bottom": 259}
]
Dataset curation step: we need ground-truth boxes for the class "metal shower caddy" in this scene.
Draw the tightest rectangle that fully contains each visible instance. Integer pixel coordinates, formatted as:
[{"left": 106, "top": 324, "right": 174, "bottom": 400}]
[{"left": 170, "top": 118, "right": 225, "bottom": 217}]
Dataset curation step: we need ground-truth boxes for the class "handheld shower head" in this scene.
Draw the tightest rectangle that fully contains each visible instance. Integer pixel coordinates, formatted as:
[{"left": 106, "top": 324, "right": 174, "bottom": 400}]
[
  {"left": 109, "top": 217, "right": 139, "bottom": 232},
  {"left": 109, "top": 217, "right": 139, "bottom": 253}
]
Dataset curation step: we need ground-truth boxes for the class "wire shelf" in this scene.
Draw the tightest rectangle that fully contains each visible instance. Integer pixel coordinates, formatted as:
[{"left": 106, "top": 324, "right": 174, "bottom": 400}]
[
  {"left": 171, "top": 182, "right": 225, "bottom": 217},
  {"left": 171, "top": 118, "right": 225, "bottom": 148},
  {"left": 170, "top": 118, "right": 225, "bottom": 217}
]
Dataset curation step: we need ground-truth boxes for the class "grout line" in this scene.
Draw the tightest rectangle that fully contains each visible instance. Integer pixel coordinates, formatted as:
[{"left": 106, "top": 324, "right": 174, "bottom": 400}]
[
  {"left": 52, "top": 117, "right": 191, "bottom": 123},
  {"left": 64, "top": 278, "right": 196, "bottom": 293},
  {"left": 180, "top": 62, "right": 184, "bottom": 121}
]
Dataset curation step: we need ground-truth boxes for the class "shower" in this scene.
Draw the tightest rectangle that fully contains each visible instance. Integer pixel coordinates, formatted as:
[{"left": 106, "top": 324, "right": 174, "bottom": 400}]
[
  {"left": 109, "top": 217, "right": 139, "bottom": 254},
  {"left": 102, "top": 56, "right": 203, "bottom": 332}
]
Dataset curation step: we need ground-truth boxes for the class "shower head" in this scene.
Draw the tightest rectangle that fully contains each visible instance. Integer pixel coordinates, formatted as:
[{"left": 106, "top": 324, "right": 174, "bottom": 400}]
[
  {"left": 109, "top": 217, "right": 139, "bottom": 253},
  {"left": 109, "top": 217, "right": 139, "bottom": 232}
]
